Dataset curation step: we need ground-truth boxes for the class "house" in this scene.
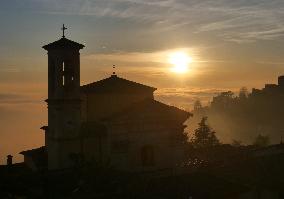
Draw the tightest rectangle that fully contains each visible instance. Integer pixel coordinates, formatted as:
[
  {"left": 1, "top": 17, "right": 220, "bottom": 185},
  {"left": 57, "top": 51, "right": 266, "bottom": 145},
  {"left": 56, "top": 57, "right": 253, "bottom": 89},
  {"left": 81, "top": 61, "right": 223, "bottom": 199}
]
[{"left": 19, "top": 147, "right": 47, "bottom": 171}]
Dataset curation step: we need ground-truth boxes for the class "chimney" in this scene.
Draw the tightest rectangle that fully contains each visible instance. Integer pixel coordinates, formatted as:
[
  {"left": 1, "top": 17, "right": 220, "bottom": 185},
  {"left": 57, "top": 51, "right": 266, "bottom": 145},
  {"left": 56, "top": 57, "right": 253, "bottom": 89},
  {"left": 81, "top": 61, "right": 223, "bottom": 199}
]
[{"left": 7, "top": 155, "right": 13, "bottom": 166}]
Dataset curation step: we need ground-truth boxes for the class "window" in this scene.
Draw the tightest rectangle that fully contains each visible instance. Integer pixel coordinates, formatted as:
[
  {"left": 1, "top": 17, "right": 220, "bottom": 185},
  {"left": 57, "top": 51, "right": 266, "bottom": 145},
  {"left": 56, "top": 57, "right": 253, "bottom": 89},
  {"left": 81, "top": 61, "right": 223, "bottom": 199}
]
[
  {"left": 141, "top": 145, "right": 155, "bottom": 166},
  {"left": 62, "top": 61, "right": 65, "bottom": 86}
]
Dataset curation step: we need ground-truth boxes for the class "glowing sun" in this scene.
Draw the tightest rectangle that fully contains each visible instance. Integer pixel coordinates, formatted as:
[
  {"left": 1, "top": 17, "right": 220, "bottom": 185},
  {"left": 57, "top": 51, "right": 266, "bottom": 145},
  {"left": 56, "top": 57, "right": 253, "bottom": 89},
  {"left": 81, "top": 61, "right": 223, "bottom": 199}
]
[{"left": 169, "top": 51, "right": 192, "bottom": 74}]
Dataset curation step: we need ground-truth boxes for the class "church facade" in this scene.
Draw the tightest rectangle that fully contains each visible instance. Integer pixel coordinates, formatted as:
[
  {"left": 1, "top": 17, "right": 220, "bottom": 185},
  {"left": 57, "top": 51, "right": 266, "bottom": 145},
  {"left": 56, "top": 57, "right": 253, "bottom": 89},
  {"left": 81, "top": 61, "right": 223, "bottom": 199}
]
[{"left": 22, "top": 33, "right": 191, "bottom": 172}]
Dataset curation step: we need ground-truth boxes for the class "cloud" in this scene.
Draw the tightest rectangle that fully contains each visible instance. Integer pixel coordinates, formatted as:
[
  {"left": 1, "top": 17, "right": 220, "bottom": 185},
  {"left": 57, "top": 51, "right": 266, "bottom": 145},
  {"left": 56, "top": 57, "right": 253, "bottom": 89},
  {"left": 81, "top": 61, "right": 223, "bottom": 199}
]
[
  {"left": 0, "top": 93, "right": 41, "bottom": 104},
  {"left": 83, "top": 47, "right": 199, "bottom": 64},
  {"left": 0, "top": 66, "right": 21, "bottom": 73},
  {"left": 23, "top": 0, "right": 284, "bottom": 43},
  {"left": 155, "top": 87, "right": 235, "bottom": 110},
  {"left": 256, "top": 61, "right": 284, "bottom": 66}
]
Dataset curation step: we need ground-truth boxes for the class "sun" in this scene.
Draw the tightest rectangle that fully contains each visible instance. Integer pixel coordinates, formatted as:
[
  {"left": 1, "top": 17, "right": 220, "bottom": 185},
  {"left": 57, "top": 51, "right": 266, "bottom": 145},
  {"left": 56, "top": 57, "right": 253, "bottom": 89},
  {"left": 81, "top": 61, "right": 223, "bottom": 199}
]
[{"left": 169, "top": 51, "right": 192, "bottom": 74}]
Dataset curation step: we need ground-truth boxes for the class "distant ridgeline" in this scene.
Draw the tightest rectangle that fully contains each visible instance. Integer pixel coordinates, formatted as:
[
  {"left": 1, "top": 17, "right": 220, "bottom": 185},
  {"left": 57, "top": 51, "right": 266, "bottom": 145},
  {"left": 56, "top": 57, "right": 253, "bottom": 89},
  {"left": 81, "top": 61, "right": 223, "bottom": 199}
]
[{"left": 192, "top": 75, "right": 284, "bottom": 144}]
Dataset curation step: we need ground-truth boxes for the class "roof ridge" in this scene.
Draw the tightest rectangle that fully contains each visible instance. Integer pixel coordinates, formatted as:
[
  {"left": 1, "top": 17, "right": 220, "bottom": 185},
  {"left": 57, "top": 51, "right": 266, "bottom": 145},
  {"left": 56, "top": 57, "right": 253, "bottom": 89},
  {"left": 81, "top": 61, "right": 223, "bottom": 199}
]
[
  {"left": 143, "top": 99, "right": 191, "bottom": 116},
  {"left": 114, "top": 76, "right": 154, "bottom": 88},
  {"left": 81, "top": 75, "right": 157, "bottom": 92},
  {"left": 81, "top": 75, "right": 115, "bottom": 88},
  {"left": 19, "top": 146, "right": 46, "bottom": 155},
  {"left": 42, "top": 37, "right": 85, "bottom": 50}
]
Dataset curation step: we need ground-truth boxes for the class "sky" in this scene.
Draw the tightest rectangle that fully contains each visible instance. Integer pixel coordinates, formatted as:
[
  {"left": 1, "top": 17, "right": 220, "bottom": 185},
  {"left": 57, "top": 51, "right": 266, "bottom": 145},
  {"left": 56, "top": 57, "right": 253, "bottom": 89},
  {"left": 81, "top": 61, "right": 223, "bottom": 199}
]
[{"left": 1, "top": 0, "right": 284, "bottom": 163}]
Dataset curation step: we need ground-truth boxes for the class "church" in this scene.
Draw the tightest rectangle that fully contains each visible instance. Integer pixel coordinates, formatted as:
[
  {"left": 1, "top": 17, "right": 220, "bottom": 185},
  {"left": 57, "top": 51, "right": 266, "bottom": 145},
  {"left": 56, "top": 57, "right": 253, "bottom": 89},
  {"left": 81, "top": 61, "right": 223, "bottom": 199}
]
[{"left": 20, "top": 28, "right": 191, "bottom": 172}]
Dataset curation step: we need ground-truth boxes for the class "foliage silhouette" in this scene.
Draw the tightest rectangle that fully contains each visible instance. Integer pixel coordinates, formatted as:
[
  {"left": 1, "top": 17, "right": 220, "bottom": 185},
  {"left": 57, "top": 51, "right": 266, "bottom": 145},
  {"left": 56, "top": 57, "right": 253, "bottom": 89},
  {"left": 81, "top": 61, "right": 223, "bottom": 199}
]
[
  {"left": 253, "top": 134, "right": 270, "bottom": 147},
  {"left": 191, "top": 78, "right": 284, "bottom": 144},
  {"left": 191, "top": 117, "right": 220, "bottom": 148}
]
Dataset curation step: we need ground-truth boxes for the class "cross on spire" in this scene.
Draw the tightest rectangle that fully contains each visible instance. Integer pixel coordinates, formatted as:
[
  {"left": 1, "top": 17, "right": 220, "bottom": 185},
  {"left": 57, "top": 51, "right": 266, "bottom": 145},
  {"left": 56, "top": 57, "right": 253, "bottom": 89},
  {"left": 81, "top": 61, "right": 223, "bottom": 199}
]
[{"left": 61, "top": 24, "right": 67, "bottom": 38}]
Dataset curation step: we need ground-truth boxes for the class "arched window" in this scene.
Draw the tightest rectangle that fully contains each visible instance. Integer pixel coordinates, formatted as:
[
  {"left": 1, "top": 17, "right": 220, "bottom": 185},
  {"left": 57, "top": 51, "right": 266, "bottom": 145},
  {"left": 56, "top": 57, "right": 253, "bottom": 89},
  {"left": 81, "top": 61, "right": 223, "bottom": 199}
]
[{"left": 141, "top": 145, "right": 155, "bottom": 166}]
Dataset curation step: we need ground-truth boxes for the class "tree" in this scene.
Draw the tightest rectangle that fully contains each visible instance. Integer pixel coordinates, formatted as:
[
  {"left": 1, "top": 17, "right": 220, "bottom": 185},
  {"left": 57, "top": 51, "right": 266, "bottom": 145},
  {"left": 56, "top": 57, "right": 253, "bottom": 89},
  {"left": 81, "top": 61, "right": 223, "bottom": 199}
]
[
  {"left": 231, "top": 139, "right": 242, "bottom": 147},
  {"left": 253, "top": 134, "right": 270, "bottom": 147},
  {"left": 239, "top": 87, "right": 248, "bottom": 99},
  {"left": 193, "top": 99, "right": 202, "bottom": 112},
  {"left": 191, "top": 117, "right": 220, "bottom": 148},
  {"left": 211, "top": 91, "right": 235, "bottom": 110}
]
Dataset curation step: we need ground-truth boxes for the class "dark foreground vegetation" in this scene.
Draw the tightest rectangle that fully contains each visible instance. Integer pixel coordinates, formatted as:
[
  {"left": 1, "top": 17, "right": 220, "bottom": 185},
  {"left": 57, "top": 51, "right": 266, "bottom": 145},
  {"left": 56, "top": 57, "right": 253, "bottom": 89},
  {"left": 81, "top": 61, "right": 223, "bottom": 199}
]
[{"left": 1, "top": 139, "right": 284, "bottom": 199}]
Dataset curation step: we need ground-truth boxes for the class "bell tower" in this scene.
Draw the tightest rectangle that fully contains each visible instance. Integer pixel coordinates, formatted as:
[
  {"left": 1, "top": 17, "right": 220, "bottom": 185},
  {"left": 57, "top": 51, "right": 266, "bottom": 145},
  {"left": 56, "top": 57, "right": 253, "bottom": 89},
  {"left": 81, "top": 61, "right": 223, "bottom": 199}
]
[{"left": 43, "top": 25, "right": 85, "bottom": 170}]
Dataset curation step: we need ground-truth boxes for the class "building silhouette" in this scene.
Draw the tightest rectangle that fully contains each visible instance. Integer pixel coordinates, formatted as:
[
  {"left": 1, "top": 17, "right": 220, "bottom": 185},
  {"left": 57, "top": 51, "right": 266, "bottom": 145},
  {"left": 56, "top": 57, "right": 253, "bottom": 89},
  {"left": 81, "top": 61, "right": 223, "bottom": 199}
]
[
  {"left": 20, "top": 29, "right": 191, "bottom": 171},
  {"left": 2, "top": 26, "right": 284, "bottom": 199},
  {"left": 252, "top": 76, "right": 284, "bottom": 96}
]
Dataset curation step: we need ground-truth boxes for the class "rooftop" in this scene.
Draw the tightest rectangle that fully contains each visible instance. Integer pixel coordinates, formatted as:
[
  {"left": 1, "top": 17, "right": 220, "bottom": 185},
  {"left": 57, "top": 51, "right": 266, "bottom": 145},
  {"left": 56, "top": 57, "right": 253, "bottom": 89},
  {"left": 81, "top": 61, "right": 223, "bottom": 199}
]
[
  {"left": 104, "top": 98, "right": 191, "bottom": 123},
  {"left": 42, "top": 37, "right": 85, "bottom": 51},
  {"left": 20, "top": 146, "right": 46, "bottom": 157},
  {"left": 81, "top": 75, "right": 157, "bottom": 94}
]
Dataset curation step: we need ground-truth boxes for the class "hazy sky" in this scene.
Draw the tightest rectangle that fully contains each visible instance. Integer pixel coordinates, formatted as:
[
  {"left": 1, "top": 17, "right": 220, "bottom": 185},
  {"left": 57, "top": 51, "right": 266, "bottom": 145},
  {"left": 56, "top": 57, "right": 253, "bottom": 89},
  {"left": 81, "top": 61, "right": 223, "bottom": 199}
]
[{"left": 1, "top": 0, "right": 284, "bottom": 163}]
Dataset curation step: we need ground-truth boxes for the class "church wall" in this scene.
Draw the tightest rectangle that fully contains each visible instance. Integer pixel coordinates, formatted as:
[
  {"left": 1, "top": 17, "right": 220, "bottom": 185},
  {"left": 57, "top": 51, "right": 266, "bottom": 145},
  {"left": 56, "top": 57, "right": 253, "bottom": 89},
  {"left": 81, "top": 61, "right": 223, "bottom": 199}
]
[
  {"left": 83, "top": 91, "right": 154, "bottom": 121},
  {"left": 48, "top": 102, "right": 81, "bottom": 139},
  {"left": 47, "top": 100, "right": 82, "bottom": 170},
  {"left": 81, "top": 94, "right": 88, "bottom": 122},
  {"left": 48, "top": 138, "right": 82, "bottom": 170},
  {"left": 82, "top": 136, "right": 110, "bottom": 166},
  {"left": 106, "top": 119, "right": 185, "bottom": 172}
]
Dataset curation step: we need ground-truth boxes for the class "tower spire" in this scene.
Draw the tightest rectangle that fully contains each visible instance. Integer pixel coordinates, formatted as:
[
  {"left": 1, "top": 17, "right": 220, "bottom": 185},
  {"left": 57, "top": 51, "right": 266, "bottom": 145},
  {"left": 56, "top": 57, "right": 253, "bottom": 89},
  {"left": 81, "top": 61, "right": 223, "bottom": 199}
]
[{"left": 61, "top": 24, "right": 67, "bottom": 38}]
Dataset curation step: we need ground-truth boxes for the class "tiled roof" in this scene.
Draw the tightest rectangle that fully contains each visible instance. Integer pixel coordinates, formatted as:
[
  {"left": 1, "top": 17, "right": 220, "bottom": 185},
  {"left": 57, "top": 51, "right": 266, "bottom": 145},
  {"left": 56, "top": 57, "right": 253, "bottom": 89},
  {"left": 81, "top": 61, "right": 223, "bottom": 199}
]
[
  {"left": 19, "top": 146, "right": 47, "bottom": 169},
  {"left": 104, "top": 99, "right": 192, "bottom": 122},
  {"left": 20, "top": 146, "right": 46, "bottom": 157},
  {"left": 42, "top": 37, "right": 85, "bottom": 50},
  {"left": 81, "top": 75, "right": 157, "bottom": 93}
]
